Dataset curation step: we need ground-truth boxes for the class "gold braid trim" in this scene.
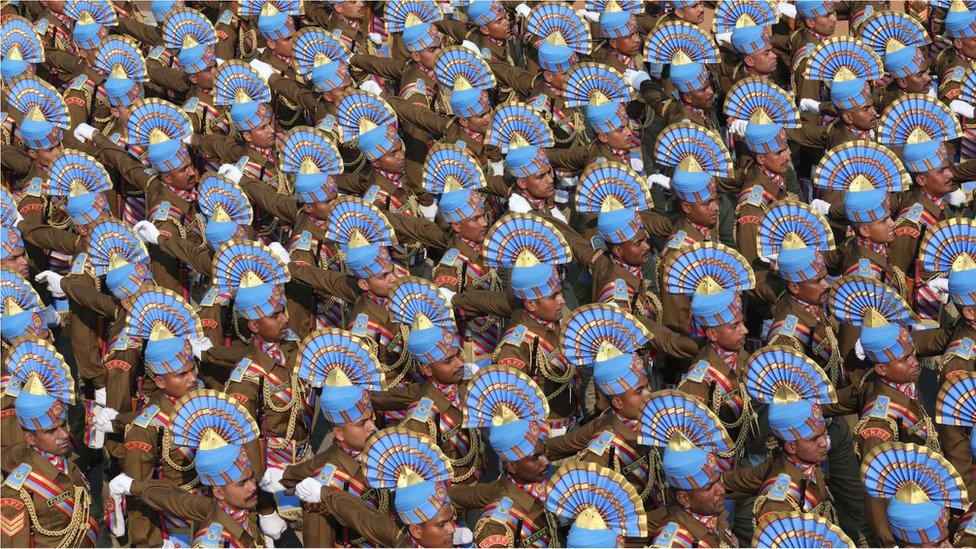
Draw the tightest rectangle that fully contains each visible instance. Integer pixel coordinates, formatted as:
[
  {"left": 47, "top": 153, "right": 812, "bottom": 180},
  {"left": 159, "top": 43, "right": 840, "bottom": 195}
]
[
  {"left": 161, "top": 429, "right": 196, "bottom": 473},
  {"left": 19, "top": 486, "right": 91, "bottom": 548},
  {"left": 421, "top": 415, "right": 482, "bottom": 484},
  {"left": 262, "top": 372, "right": 307, "bottom": 443},
  {"left": 853, "top": 416, "right": 898, "bottom": 460}
]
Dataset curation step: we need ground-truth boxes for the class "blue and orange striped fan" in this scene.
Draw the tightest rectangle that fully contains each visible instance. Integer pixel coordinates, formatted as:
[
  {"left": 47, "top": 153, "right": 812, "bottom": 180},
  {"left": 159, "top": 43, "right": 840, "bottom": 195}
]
[
  {"left": 1, "top": 270, "right": 42, "bottom": 318},
  {"left": 483, "top": 213, "right": 571, "bottom": 268},
  {"left": 757, "top": 199, "right": 835, "bottom": 259},
  {"left": 389, "top": 276, "right": 456, "bottom": 332},
  {"left": 1, "top": 16, "right": 45, "bottom": 66},
  {"left": 803, "top": 36, "right": 883, "bottom": 81},
  {"left": 546, "top": 462, "right": 647, "bottom": 539},
  {"left": 858, "top": 11, "right": 929, "bottom": 61},
  {"left": 435, "top": 45, "right": 496, "bottom": 90},
  {"left": 292, "top": 27, "right": 351, "bottom": 74},
  {"left": 238, "top": 0, "right": 301, "bottom": 17},
  {"left": 296, "top": 328, "right": 383, "bottom": 389},
  {"left": 6, "top": 75, "right": 69, "bottom": 129},
  {"left": 162, "top": 8, "right": 216, "bottom": 51},
  {"left": 713, "top": 0, "right": 778, "bottom": 34},
  {"left": 0, "top": 187, "right": 16, "bottom": 226},
  {"left": 813, "top": 141, "right": 909, "bottom": 192},
  {"left": 422, "top": 142, "right": 486, "bottom": 195},
  {"left": 386, "top": 0, "right": 441, "bottom": 32},
  {"left": 827, "top": 275, "right": 918, "bottom": 327},
  {"left": 124, "top": 287, "right": 203, "bottom": 340},
  {"left": 724, "top": 78, "right": 800, "bottom": 128},
  {"left": 47, "top": 150, "right": 111, "bottom": 197},
  {"left": 743, "top": 345, "right": 836, "bottom": 406},
  {"left": 462, "top": 365, "right": 549, "bottom": 428},
  {"left": 963, "top": 67, "right": 976, "bottom": 105},
  {"left": 335, "top": 90, "right": 397, "bottom": 143},
  {"left": 655, "top": 122, "right": 734, "bottom": 177},
  {"left": 484, "top": 102, "right": 554, "bottom": 152},
  {"left": 64, "top": 0, "right": 118, "bottom": 27},
  {"left": 526, "top": 2, "right": 591, "bottom": 55},
  {"left": 363, "top": 427, "right": 453, "bottom": 489},
  {"left": 94, "top": 35, "right": 148, "bottom": 83},
  {"left": 213, "top": 60, "right": 271, "bottom": 106},
  {"left": 171, "top": 389, "right": 260, "bottom": 448},
  {"left": 87, "top": 219, "right": 149, "bottom": 276},
  {"left": 126, "top": 98, "right": 194, "bottom": 146},
  {"left": 198, "top": 173, "right": 254, "bottom": 226},
  {"left": 638, "top": 389, "right": 733, "bottom": 452},
  {"left": 212, "top": 240, "right": 291, "bottom": 296},
  {"left": 645, "top": 21, "right": 720, "bottom": 64},
  {"left": 585, "top": 0, "right": 641, "bottom": 14},
  {"left": 323, "top": 196, "right": 396, "bottom": 247},
  {"left": 280, "top": 126, "right": 343, "bottom": 175},
  {"left": 936, "top": 371, "right": 976, "bottom": 428},
  {"left": 561, "top": 303, "right": 651, "bottom": 367},
  {"left": 917, "top": 218, "right": 976, "bottom": 273},
  {"left": 862, "top": 442, "right": 969, "bottom": 509},
  {"left": 753, "top": 512, "right": 854, "bottom": 548},
  {"left": 5, "top": 339, "right": 74, "bottom": 404},
  {"left": 876, "top": 94, "right": 961, "bottom": 145},
  {"left": 662, "top": 242, "right": 755, "bottom": 296},
  {"left": 576, "top": 161, "right": 652, "bottom": 214},
  {"left": 564, "top": 62, "right": 634, "bottom": 108}
]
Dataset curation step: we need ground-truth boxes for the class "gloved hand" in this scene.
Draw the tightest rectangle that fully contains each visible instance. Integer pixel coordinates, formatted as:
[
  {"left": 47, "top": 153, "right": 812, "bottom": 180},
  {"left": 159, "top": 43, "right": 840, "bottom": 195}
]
[
  {"left": 490, "top": 161, "right": 504, "bottom": 176},
  {"left": 260, "top": 468, "right": 286, "bottom": 493},
  {"left": 646, "top": 173, "right": 671, "bottom": 190},
  {"left": 134, "top": 220, "right": 161, "bottom": 245},
  {"left": 461, "top": 40, "right": 480, "bottom": 55},
  {"left": 12, "top": 208, "right": 23, "bottom": 227},
  {"left": 951, "top": 100, "right": 976, "bottom": 119},
  {"left": 358, "top": 79, "right": 383, "bottom": 95},
  {"left": 799, "top": 98, "right": 821, "bottom": 115},
  {"left": 629, "top": 156, "right": 644, "bottom": 173},
  {"left": 109, "top": 473, "right": 134, "bottom": 496},
  {"left": 927, "top": 277, "right": 950, "bottom": 293},
  {"left": 181, "top": 133, "right": 194, "bottom": 145},
  {"left": 93, "top": 407, "right": 119, "bottom": 433},
  {"left": 624, "top": 69, "right": 650, "bottom": 91},
  {"left": 368, "top": 32, "right": 383, "bottom": 44},
  {"left": 438, "top": 287, "right": 456, "bottom": 305},
  {"left": 453, "top": 526, "right": 474, "bottom": 547},
  {"left": 854, "top": 338, "right": 865, "bottom": 361},
  {"left": 946, "top": 188, "right": 969, "bottom": 207},
  {"left": 216, "top": 58, "right": 226, "bottom": 66},
  {"left": 757, "top": 252, "right": 779, "bottom": 264},
  {"left": 249, "top": 59, "right": 275, "bottom": 81},
  {"left": 462, "top": 362, "right": 480, "bottom": 380},
  {"left": 296, "top": 477, "right": 323, "bottom": 503},
  {"left": 161, "top": 539, "right": 178, "bottom": 548},
  {"left": 777, "top": 2, "right": 797, "bottom": 18},
  {"left": 576, "top": 9, "right": 599, "bottom": 22},
  {"left": 259, "top": 511, "right": 288, "bottom": 540},
  {"left": 714, "top": 31, "right": 732, "bottom": 45},
  {"left": 268, "top": 242, "right": 291, "bottom": 266},
  {"left": 727, "top": 119, "right": 748, "bottom": 137},
  {"left": 218, "top": 163, "right": 244, "bottom": 184},
  {"left": 73, "top": 123, "right": 98, "bottom": 143},
  {"left": 35, "top": 271, "right": 65, "bottom": 298},
  {"left": 809, "top": 199, "right": 832, "bottom": 216},
  {"left": 514, "top": 3, "right": 531, "bottom": 18},
  {"left": 94, "top": 387, "right": 107, "bottom": 406},
  {"left": 190, "top": 336, "right": 213, "bottom": 360},
  {"left": 418, "top": 202, "right": 438, "bottom": 221}
]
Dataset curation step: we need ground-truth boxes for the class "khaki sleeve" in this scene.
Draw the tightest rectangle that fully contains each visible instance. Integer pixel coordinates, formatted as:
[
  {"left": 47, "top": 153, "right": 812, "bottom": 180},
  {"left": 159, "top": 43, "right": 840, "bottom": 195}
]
[
  {"left": 387, "top": 212, "right": 451, "bottom": 249},
  {"left": 130, "top": 480, "right": 213, "bottom": 522},
  {"left": 644, "top": 318, "right": 701, "bottom": 360},
  {"left": 350, "top": 54, "right": 406, "bottom": 82},
  {"left": 62, "top": 274, "right": 118, "bottom": 319},
  {"left": 147, "top": 64, "right": 191, "bottom": 95},
  {"left": 547, "top": 145, "right": 590, "bottom": 173},
  {"left": 240, "top": 177, "right": 300, "bottom": 226},
  {"left": 158, "top": 234, "right": 214, "bottom": 276},
  {"left": 192, "top": 134, "right": 250, "bottom": 164},
  {"left": 452, "top": 290, "right": 516, "bottom": 318},
  {"left": 385, "top": 96, "right": 450, "bottom": 136},
  {"left": 719, "top": 459, "right": 773, "bottom": 499},
  {"left": 17, "top": 221, "right": 82, "bottom": 256},
  {"left": 488, "top": 61, "right": 536, "bottom": 98},
  {"left": 281, "top": 452, "right": 330, "bottom": 489},
  {"left": 939, "top": 423, "right": 976, "bottom": 499},
  {"left": 104, "top": 348, "right": 139, "bottom": 413},
  {"left": 544, "top": 418, "right": 601, "bottom": 460},
  {"left": 268, "top": 74, "right": 321, "bottom": 115},
  {"left": 225, "top": 376, "right": 261, "bottom": 424},
  {"left": 92, "top": 133, "right": 156, "bottom": 194},
  {"left": 321, "top": 488, "right": 403, "bottom": 547},
  {"left": 640, "top": 211, "right": 674, "bottom": 239},
  {"left": 473, "top": 517, "right": 513, "bottom": 548},
  {"left": 0, "top": 487, "right": 30, "bottom": 548},
  {"left": 289, "top": 264, "right": 360, "bottom": 302},
  {"left": 122, "top": 425, "right": 158, "bottom": 481}
]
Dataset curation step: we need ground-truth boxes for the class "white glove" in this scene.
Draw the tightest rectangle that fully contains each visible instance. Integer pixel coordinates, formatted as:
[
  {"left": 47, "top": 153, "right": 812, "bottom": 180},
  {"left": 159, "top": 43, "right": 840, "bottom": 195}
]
[
  {"left": 490, "top": 161, "right": 504, "bottom": 176},
  {"left": 133, "top": 220, "right": 161, "bottom": 245},
  {"left": 576, "top": 9, "right": 600, "bottom": 22},
  {"left": 73, "top": 123, "right": 97, "bottom": 143},
  {"left": 109, "top": 473, "right": 134, "bottom": 496},
  {"left": 259, "top": 511, "right": 288, "bottom": 540},
  {"left": 951, "top": 100, "right": 976, "bottom": 119},
  {"left": 624, "top": 69, "right": 650, "bottom": 91},
  {"left": 946, "top": 188, "right": 969, "bottom": 207},
  {"left": 296, "top": 477, "right": 323, "bottom": 503},
  {"left": 358, "top": 79, "right": 383, "bottom": 95},
  {"left": 189, "top": 336, "right": 213, "bottom": 360},
  {"left": 462, "top": 362, "right": 480, "bottom": 380},
  {"left": 34, "top": 271, "right": 65, "bottom": 298},
  {"left": 441, "top": 2, "right": 454, "bottom": 14},
  {"left": 268, "top": 242, "right": 291, "bottom": 265},
  {"left": 715, "top": 31, "right": 732, "bottom": 45},
  {"left": 647, "top": 173, "right": 671, "bottom": 190},
  {"left": 215, "top": 58, "right": 226, "bottom": 66},
  {"left": 94, "top": 387, "right": 106, "bottom": 406},
  {"left": 161, "top": 540, "right": 178, "bottom": 548},
  {"left": 854, "top": 338, "right": 865, "bottom": 361},
  {"left": 418, "top": 202, "right": 438, "bottom": 221},
  {"left": 728, "top": 119, "right": 748, "bottom": 137},
  {"left": 93, "top": 407, "right": 119, "bottom": 433},
  {"left": 259, "top": 468, "right": 286, "bottom": 493},
  {"left": 368, "top": 32, "right": 383, "bottom": 45},
  {"left": 799, "top": 98, "right": 821, "bottom": 115},
  {"left": 927, "top": 277, "right": 950, "bottom": 293},
  {"left": 629, "top": 156, "right": 644, "bottom": 173},
  {"left": 181, "top": 133, "right": 194, "bottom": 145},
  {"left": 758, "top": 252, "right": 779, "bottom": 264},
  {"left": 810, "top": 199, "right": 832, "bottom": 216},
  {"left": 515, "top": 3, "right": 531, "bottom": 18},
  {"left": 249, "top": 59, "right": 275, "bottom": 81},
  {"left": 461, "top": 40, "right": 480, "bottom": 55},
  {"left": 218, "top": 163, "right": 244, "bottom": 184},
  {"left": 438, "top": 286, "right": 456, "bottom": 305},
  {"left": 454, "top": 526, "right": 474, "bottom": 546},
  {"left": 777, "top": 2, "right": 797, "bottom": 18},
  {"left": 12, "top": 209, "right": 23, "bottom": 227}
]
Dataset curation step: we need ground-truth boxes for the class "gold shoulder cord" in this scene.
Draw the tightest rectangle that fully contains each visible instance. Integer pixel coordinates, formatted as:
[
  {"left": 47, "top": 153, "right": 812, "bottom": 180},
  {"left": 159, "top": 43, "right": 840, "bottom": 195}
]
[
  {"left": 422, "top": 415, "right": 482, "bottom": 483},
  {"left": 19, "top": 486, "right": 91, "bottom": 548},
  {"left": 161, "top": 428, "right": 196, "bottom": 473},
  {"left": 262, "top": 372, "right": 307, "bottom": 443},
  {"left": 812, "top": 327, "right": 842, "bottom": 388}
]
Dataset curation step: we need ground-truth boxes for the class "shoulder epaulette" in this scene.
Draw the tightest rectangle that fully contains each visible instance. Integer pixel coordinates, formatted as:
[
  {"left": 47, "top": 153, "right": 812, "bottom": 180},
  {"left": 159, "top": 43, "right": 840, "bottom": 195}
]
[
  {"left": 70, "top": 252, "right": 89, "bottom": 275},
  {"left": 965, "top": 514, "right": 976, "bottom": 536},
  {"left": 69, "top": 74, "right": 89, "bottom": 91},
  {"left": 440, "top": 248, "right": 459, "bottom": 267},
  {"left": 766, "top": 473, "right": 791, "bottom": 501},
  {"left": 949, "top": 338, "right": 975, "bottom": 360},
  {"left": 899, "top": 203, "right": 923, "bottom": 224},
  {"left": 590, "top": 234, "right": 607, "bottom": 251},
  {"left": 652, "top": 522, "right": 680, "bottom": 548},
  {"left": 488, "top": 497, "right": 512, "bottom": 523},
  {"left": 318, "top": 114, "right": 337, "bottom": 133},
  {"left": 351, "top": 313, "right": 370, "bottom": 337},
  {"left": 777, "top": 314, "right": 799, "bottom": 338},
  {"left": 317, "top": 463, "right": 337, "bottom": 484},
  {"left": 363, "top": 184, "right": 380, "bottom": 205},
  {"left": 869, "top": 395, "right": 890, "bottom": 419},
  {"left": 217, "top": 9, "right": 234, "bottom": 25},
  {"left": 612, "top": 278, "right": 629, "bottom": 302},
  {"left": 666, "top": 230, "right": 687, "bottom": 250},
  {"left": 148, "top": 45, "right": 165, "bottom": 61},
  {"left": 587, "top": 430, "right": 614, "bottom": 457},
  {"left": 503, "top": 325, "right": 526, "bottom": 347},
  {"left": 33, "top": 18, "right": 48, "bottom": 36},
  {"left": 408, "top": 397, "right": 434, "bottom": 423},
  {"left": 745, "top": 185, "right": 765, "bottom": 207},
  {"left": 686, "top": 360, "right": 709, "bottom": 383},
  {"left": 293, "top": 230, "right": 313, "bottom": 252},
  {"left": 109, "top": 332, "right": 131, "bottom": 352},
  {"left": 857, "top": 258, "right": 874, "bottom": 278},
  {"left": 132, "top": 404, "right": 161, "bottom": 428},
  {"left": 3, "top": 463, "right": 31, "bottom": 490},
  {"left": 200, "top": 286, "right": 218, "bottom": 307},
  {"left": 25, "top": 177, "right": 42, "bottom": 197},
  {"left": 947, "top": 65, "right": 966, "bottom": 82},
  {"left": 153, "top": 201, "right": 171, "bottom": 222},
  {"left": 197, "top": 522, "right": 224, "bottom": 548},
  {"left": 528, "top": 94, "right": 549, "bottom": 112},
  {"left": 229, "top": 358, "right": 262, "bottom": 383},
  {"left": 182, "top": 97, "right": 200, "bottom": 113}
]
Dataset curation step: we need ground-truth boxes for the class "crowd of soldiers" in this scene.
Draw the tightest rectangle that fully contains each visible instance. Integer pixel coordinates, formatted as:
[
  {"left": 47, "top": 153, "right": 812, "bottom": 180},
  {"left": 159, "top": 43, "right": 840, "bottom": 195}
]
[{"left": 2, "top": 0, "right": 976, "bottom": 547}]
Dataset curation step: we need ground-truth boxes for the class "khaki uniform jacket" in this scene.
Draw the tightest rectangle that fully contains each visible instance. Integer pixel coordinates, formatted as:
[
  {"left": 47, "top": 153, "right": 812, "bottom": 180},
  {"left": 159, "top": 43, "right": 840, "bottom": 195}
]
[
  {"left": 473, "top": 475, "right": 557, "bottom": 548},
  {"left": 649, "top": 506, "right": 737, "bottom": 548}
]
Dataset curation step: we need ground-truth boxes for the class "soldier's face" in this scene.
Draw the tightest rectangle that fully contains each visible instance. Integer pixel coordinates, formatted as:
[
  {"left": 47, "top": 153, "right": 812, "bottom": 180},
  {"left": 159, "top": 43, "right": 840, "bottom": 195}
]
[
  {"left": 917, "top": 162, "right": 956, "bottom": 197},
  {"left": 153, "top": 359, "right": 199, "bottom": 399},
  {"left": 525, "top": 290, "right": 564, "bottom": 323},
  {"left": 875, "top": 347, "right": 920, "bottom": 384},
  {"left": 481, "top": 12, "right": 510, "bottom": 42},
  {"left": 452, "top": 207, "right": 488, "bottom": 242},
  {"left": 681, "top": 195, "right": 719, "bottom": 227},
  {"left": 188, "top": 61, "right": 216, "bottom": 91},
  {"left": 25, "top": 420, "right": 70, "bottom": 456},
  {"left": 610, "top": 31, "right": 641, "bottom": 57},
  {"left": 161, "top": 160, "right": 199, "bottom": 191},
  {"left": 361, "top": 261, "right": 398, "bottom": 297},
  {"left": 790, "top": 263, "right": 829, "bottom": 305},
  {"left": 543, "top": 67, "right": 570, "bottom": 92},
  {"left": 303, "top": 196, "right": 336, "bottom": 221},
  {"left": 805, "top": 11, "right": 837, "bottom": 37},
  {"left": 28, "top": 143, "right": 62, "bottom": 169},
  {"left": 682, "top": 82, "right": 715, "bottom": 110},
  {"left": 598, "top": 119, "right": 637, "bottom": 150},
  {"left": 505, "top": 441, "right": 550, "bottom": 484},
  {"left": 896, "top": 67, "right": 931, "bottom": 94},
  {"left": 422, "top": 346, "right": 463, "bottom": 384},
  {"left": 215, "top": 468, "right": 259, "bottom": 510},
  {"left": 705, "top": 311, "right": 747, "bottom": 352},
  {"left": 41, "top": 0, "right": 65, "bottom": 14},
  {"left": 956, "top": 37, "right": 976, "bottom": 60},
  {"left": 841, "top": 104, "right": 877, "bottom": 131},
  {"left": 411, "top": 37, "right": 442, "bottom": 70},
  {"left": 673, "top": 2, "right": 705, "bottom": 24},
  {"left": 411, "top": 502, "right": 456, "bottom": 549},
  {"left": 461, "top": 108, "right": 491, "bottom": 135},
  {"left": 248, "top": 305, "right": 289, "bottom": 342},
  {"left": 856, "top": 215, "right": 895, "bottom": 245},
  {"left": 516, "top": 163, "right": 555, "bottom": 200},
  {"left": 372, "top": 140, "right": 406, "bottom": 174},
  {"left": 757, "top": 145, "right": 790, "bottom": 175},
  {"left": 333, "top": 408, "right": 377, "bottom": 452},
  {"left": 2, "top": 246, "right": 29, "bottom": 278},
  {"left": 679, "top": 468, "right": 725, "bottom": 516},
  {"left": 611, "top": 230, "right": 651, "bottom": 267},
  {"left": 610, "top": 373, "right": 651, "bottom": 420},
  {"left": 785, "top": 420, "right": 829, "bottom": 465},
  {"left": 746, "top": 45, "right": 778, "bottom": 75},
  {"left": 334, "top": 0, "right": 365, "bottom": 20},
  {"left": 243, "top": 110, "right": 276, "bottom": 149}
]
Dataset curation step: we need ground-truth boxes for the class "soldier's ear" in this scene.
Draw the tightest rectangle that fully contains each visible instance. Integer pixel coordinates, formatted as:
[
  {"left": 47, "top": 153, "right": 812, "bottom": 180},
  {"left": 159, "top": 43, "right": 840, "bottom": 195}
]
[
  {"left": 332, "top": 425, "right": 345, "bottom": 444},
  {"left": 419, "top": 363, "right": 434, "bottom": 378},
  {"left": 212, "top": 485, "right": 226, "bottom": 502},
  {"left": 963, "top": 306, "right": 976, "bottom": 323},
  {"left": 357, "top": 278, "right": 371, "bottom": 292},
  {"left": 840, "top": 110, "right": 854, "bottom": 126},
  {"left": 873, "top": 362, "right": 887, "bottom": 379},
  {"left": 154, "top": 375, "right": 167, "bottom": 390},
  {"left": 674, "top": 490, "right": 691, "bottom": 510},
  {"left": 22, "top": 431, "right": 35, "bottom": 447},
  {"left": 408, "top": 523, "right": 424, "bottom": 542},
  {"left": 523, "top": 298, "right": 538, "bottom": 314}
]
